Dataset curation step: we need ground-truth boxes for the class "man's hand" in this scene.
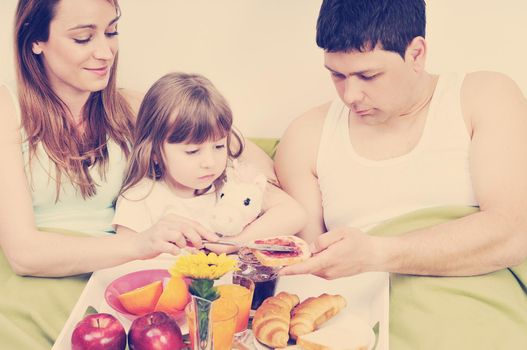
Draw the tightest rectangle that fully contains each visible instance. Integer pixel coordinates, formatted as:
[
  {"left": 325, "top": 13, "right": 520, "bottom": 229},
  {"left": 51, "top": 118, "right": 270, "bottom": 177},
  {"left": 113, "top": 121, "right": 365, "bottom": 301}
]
[{"left": 279, "top": 227, "right": 377, "bottom": 279}]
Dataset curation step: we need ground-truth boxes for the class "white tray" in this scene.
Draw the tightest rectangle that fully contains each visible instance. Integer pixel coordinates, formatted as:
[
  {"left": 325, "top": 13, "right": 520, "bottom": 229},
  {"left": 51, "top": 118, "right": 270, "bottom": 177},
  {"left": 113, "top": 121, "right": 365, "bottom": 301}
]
[{"left": 52, "top": 254, "right": 389, "bottom": 350}]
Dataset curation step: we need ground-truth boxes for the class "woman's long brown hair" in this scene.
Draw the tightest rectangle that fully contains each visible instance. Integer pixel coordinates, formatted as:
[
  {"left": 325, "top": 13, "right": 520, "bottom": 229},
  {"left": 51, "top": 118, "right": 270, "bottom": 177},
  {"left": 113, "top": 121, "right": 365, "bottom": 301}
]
[
  {"left": 119, "top": 72, "right": 244, "bottom": 199},
  {"left": 14, "top": 0, "right": 134, "bottom": 200}
]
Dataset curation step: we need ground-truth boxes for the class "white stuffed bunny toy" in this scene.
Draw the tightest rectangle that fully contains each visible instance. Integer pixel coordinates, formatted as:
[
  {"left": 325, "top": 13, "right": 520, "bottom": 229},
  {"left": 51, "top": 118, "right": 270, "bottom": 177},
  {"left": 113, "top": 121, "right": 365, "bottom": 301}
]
[{"left": 210, "top": 160, "right": 267, "bottom": 237}]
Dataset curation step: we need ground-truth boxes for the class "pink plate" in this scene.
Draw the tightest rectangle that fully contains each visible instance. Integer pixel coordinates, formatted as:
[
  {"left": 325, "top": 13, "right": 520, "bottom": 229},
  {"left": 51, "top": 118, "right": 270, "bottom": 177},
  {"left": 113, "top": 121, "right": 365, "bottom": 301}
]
[{"left": 104, "top": 269, "right": 185, "bottom": 321}]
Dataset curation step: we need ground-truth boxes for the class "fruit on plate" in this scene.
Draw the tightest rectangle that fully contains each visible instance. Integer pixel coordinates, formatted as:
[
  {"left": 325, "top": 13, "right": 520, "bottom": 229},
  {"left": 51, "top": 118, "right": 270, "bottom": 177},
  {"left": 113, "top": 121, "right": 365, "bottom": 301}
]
[
  {"left": 71, "top": 313, "right": 126, "bottom": 350},
  {"left": 117, "top": 280, "right": 163, "bottom": 316},
  {"left": 128, "top": 311, "right": 184, "bottom": 350},
  {"left": 252, "top": 235, "right": 310, "bottom": 267},
  {"left": 154, "top": 276, "right": 190, "bottom": 313}
]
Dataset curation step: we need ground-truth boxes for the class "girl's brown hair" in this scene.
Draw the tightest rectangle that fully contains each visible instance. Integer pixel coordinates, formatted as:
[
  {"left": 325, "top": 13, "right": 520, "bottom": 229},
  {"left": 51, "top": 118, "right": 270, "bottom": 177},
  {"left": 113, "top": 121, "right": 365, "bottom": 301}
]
[
  {"left": 120, "top": 72, "right": 243, "bottom": 197},
  {"left": 14, "top": 0, "right": 134, "bottom": 199}
]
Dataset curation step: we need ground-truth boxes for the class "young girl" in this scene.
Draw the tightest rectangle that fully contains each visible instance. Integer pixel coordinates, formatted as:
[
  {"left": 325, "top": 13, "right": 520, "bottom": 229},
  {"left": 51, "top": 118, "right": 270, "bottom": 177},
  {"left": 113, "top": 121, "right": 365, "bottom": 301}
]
[{"left": 113, "top": 72, "right": 306, "bottom": 252}]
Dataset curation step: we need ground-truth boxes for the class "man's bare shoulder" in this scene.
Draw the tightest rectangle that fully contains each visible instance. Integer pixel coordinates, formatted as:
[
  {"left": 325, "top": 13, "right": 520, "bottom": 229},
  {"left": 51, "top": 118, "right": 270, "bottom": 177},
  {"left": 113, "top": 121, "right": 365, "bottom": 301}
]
[
  {"left": 462, "top": 71, "right": 526, "bottom": 121},
  {"left": 463, "top": 71, "right": 523, "bottom": 103},
  {"left": 276, "top": 101, "right": 332, "bottom": 173},
  {"left": 282, "top": 101, "right": 332, "bottom": 140}
]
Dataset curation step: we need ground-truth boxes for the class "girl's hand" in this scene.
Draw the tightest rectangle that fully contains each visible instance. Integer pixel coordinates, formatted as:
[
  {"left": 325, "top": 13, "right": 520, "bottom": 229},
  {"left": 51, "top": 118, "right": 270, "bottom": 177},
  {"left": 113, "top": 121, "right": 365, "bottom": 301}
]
[
  {"left": 203, "top": 242, "right": 238, "bottom": 255},
  {"left": 137, "top": 214, "right": 219, "bottom": 258}
]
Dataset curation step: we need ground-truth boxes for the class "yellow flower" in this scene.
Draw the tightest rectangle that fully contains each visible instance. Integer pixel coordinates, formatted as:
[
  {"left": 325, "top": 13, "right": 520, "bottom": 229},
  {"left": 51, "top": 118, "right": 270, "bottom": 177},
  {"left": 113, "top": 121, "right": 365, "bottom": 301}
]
[{"left": 170, "top": 251, "right": 238, "bottom": 280}]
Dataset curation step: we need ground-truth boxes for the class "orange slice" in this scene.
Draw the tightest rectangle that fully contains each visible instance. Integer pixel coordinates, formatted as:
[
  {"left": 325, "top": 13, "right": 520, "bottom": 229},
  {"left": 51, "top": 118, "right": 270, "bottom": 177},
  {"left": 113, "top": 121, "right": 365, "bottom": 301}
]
[
  {"left": 117, "top": 280, "right": 163, "bottom": 316},
  {"left": 154, "top": 277, "right": 190, "bottom": 313}
]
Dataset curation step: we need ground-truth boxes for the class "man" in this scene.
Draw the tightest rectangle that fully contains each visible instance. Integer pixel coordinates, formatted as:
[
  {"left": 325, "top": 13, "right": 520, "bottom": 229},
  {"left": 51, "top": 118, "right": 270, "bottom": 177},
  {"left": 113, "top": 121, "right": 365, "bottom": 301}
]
[{"left": 275, "top": 0, "right": 527, "bottom": 348}]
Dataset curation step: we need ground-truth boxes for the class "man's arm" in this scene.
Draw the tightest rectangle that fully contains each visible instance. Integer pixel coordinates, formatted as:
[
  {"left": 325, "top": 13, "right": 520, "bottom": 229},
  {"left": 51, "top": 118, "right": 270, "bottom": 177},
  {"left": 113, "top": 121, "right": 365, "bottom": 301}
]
[
  {"left": 275, "top": 103, "right": 330, "bottom": 243},
  {"left": 282, "top": 72, "right": 527, "bottom": 279},
  {"left": 381, "top": 72, "right": 527, "bottom": 276}
]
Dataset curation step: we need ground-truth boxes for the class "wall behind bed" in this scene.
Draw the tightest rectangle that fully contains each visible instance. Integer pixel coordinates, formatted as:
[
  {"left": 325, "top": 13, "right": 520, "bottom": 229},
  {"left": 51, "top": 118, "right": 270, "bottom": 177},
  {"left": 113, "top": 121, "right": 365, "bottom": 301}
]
[{"left": 1, "top": 0, "right": 526, "bottom": 138}]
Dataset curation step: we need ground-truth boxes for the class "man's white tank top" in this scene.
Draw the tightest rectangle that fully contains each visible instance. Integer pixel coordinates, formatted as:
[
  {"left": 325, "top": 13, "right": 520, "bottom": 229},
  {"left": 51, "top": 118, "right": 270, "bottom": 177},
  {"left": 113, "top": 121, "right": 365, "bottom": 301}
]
[{"left": 317, "top": 73, "right": 478, "bottom": 231}]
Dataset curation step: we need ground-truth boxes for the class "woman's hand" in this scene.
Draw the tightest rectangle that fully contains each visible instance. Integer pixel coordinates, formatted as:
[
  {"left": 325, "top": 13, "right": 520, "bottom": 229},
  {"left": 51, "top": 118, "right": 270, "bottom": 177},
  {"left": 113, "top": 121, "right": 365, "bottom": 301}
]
[{"left": 134, "top": 214, "right": 219, "bottom": 259}]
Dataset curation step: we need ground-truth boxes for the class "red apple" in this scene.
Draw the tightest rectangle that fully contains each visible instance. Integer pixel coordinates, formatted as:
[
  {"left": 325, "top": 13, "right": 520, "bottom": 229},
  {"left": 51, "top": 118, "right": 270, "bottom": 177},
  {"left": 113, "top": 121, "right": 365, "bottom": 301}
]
[
  {"left": 71, "top": 313, "right": 126, "bottom": 350},
  {"left": 128, "top": 311, "right": 184, "bottom": 350}
]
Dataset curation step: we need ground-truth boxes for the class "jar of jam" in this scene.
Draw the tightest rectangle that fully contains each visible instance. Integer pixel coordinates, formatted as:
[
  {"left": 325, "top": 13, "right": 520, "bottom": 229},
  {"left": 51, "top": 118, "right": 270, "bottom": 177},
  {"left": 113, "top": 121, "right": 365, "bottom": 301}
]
[{"left": 233, "top": 247, "right": 279, "bottom": 310}]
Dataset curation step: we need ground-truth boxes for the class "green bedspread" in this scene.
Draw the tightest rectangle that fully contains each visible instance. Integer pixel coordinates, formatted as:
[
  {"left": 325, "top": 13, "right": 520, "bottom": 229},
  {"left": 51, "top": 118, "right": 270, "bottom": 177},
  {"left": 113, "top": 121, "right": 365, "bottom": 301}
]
[
  {"left": 369, "top": 206, "right": 527, "bottom": 349},
  {"left": 0, "top": 229, "right": 89, "bottom": 350}
]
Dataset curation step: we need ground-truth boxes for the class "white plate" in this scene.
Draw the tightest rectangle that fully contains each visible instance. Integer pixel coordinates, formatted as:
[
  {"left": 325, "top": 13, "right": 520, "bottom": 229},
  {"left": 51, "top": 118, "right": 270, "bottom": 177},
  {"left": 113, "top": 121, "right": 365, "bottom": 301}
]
[
  {"left": 253, "top": 334, "right": 271, "bottom": 350},
  {"left": 253, "top": 312, "right": 376, "bottom": 350}
]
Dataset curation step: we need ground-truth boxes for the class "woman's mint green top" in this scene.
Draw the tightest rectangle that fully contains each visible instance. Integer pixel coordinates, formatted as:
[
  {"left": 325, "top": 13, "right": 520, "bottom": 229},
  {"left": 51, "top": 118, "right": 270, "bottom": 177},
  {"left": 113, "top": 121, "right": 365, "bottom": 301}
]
[
  {"left": 4, "top": 83, "right": 126, "bottom": 236},
  {"left": 25, "top": 141, "right": 126, "bottom": 236}
]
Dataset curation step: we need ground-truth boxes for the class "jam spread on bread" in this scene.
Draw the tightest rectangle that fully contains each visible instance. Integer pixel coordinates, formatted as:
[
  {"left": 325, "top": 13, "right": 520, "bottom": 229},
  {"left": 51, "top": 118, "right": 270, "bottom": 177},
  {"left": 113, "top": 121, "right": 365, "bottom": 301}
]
[{"left": 254, "top": 238, "right": 301, "bottom": 258}]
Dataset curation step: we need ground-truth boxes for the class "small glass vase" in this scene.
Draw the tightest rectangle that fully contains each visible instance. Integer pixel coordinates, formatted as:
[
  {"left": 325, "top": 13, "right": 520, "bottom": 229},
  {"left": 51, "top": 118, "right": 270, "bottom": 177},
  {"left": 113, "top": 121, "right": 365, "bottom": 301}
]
[{"left": 187, "top": 295, "right": 214, "bottom": 350}]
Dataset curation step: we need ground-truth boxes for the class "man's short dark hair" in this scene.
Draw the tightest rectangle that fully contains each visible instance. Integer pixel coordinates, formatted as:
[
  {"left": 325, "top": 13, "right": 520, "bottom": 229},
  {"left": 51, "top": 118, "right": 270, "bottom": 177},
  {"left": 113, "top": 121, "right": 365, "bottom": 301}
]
[{"left": 316, "top": 0, "right": 426, "bottom": 58}]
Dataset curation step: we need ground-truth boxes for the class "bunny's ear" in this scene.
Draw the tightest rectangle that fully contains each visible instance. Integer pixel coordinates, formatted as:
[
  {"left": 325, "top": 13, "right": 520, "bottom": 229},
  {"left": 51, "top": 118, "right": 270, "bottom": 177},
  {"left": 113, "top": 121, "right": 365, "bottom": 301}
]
[{"left": 253, "top": 174, "right": 268, "bottom": 192}]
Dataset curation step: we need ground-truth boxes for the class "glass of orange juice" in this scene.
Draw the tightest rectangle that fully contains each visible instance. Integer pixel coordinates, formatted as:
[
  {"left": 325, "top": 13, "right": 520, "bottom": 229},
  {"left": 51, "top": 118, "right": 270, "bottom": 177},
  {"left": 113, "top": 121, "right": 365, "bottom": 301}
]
[
  {"left": 216, "top": 276, "right": 255, "bottom": 335},
  {"left": 185, "top": 297, "right": 238, "bottom": 350}
]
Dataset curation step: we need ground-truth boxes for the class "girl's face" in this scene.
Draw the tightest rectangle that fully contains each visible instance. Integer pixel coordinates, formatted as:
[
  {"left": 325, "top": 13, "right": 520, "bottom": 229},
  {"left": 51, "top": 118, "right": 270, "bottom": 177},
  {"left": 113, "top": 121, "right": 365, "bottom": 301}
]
[
  {"left": 32, "top": 0, "right": 119, "bottom": 98},
  {"left": 162, "top": 137, "right": 229, "bottom": 197}
]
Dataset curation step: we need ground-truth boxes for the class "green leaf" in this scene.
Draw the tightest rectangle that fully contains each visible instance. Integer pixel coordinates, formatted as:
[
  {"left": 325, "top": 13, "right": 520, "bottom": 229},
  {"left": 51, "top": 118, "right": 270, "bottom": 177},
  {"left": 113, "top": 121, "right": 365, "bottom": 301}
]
[
  {"left": 83, "top": 305, "right": 98, "bottom": 317},
  {"left": 189, "top": 279, "right": 219, "bottom": 301}
]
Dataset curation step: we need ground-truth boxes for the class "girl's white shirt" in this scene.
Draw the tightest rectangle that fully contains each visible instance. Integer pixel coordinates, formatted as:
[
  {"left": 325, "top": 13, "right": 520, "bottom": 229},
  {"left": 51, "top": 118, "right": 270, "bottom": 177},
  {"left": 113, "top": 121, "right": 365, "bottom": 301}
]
[{"left": 112, "top": 178, "right": 217, "bottom": 233}]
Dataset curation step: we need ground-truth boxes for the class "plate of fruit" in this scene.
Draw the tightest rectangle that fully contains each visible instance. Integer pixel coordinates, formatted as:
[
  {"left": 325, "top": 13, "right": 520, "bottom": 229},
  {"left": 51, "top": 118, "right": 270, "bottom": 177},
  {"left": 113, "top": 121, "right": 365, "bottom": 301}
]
[{"left": 104, "top": 269, "right": 190, "bottom": 320}]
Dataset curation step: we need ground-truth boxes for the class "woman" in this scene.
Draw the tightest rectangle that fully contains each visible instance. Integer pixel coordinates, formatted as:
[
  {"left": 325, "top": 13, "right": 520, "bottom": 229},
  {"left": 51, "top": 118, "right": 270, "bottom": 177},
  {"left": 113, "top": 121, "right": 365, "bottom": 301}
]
[{"left": 0, "top": 0, "right": 272, "bottom": 348}]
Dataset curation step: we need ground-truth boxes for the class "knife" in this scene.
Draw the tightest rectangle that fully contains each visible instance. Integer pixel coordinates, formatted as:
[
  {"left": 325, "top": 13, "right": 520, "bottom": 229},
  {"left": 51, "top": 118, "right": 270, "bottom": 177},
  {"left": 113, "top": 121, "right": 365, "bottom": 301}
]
[{"left": 202, "top": 239, "right": 296, "bottom": 252}]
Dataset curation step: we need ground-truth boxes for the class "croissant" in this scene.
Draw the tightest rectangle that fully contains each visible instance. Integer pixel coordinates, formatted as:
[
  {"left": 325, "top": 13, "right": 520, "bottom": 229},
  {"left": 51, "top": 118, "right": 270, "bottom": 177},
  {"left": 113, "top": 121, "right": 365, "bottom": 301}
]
[
  {"left": 289, "top": 293, "right": 347, "bottom": 339},
  {"left": 252, "top": 291, "right": 300, "bottom": 348}
]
